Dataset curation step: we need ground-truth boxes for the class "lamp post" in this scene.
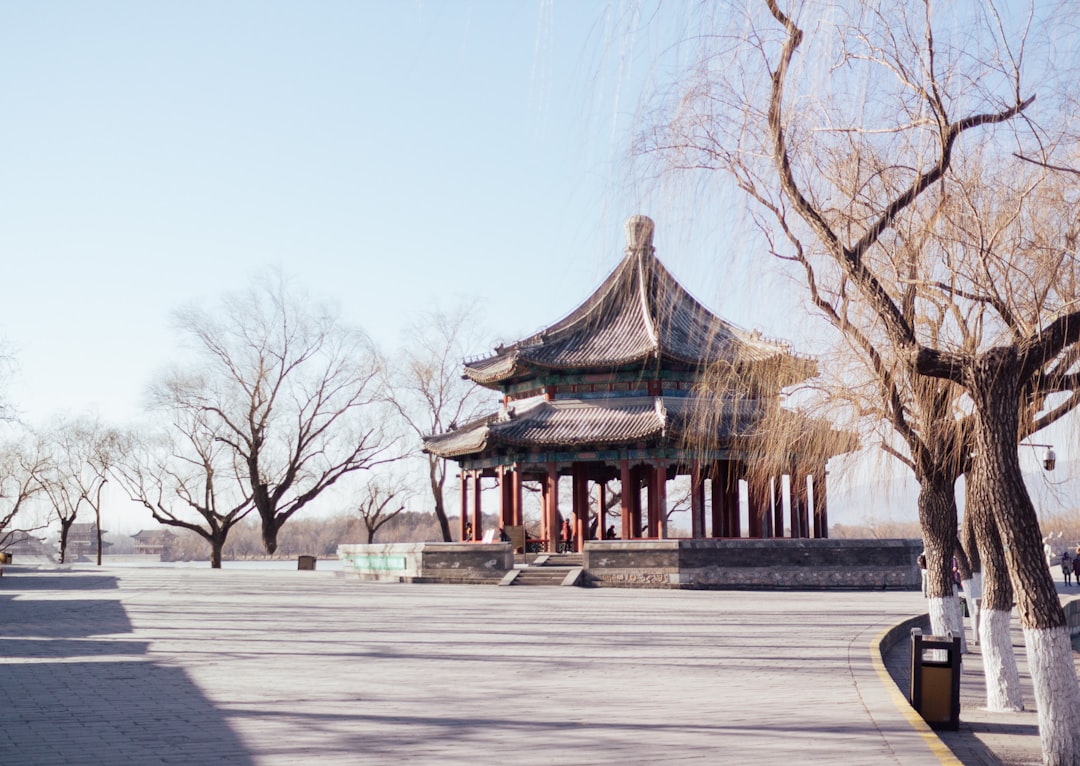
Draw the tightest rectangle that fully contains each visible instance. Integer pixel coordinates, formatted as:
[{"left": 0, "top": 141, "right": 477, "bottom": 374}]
[{"left": 1021, "top": 442, "right": 1056, "bottom": 471}]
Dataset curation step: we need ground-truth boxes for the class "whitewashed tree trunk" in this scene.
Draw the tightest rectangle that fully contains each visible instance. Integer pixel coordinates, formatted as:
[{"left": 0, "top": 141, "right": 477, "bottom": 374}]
[
  {"left": 980, "top": 608, "right": 1024, "bottom": 711},
  {"left": 965, "top": 572, "right": 983, "bottom": 645},
  {"left": 1023, "top": 626, "right": 1080, "bottom": 765}
]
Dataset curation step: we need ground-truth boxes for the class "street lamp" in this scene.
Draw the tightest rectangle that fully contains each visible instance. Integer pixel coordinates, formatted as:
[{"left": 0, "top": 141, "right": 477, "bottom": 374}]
[{"left": 1021, "top": 442, "right": 1056, "bottom": 471}]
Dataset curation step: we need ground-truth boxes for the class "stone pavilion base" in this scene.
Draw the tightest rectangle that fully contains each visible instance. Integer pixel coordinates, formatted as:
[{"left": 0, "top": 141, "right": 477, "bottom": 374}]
[{"left": 339, "top": 538, "right": 922, "bottom": 590}]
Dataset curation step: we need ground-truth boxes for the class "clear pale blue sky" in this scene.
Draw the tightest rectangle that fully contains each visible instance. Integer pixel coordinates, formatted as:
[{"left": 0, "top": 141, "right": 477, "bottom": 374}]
[{"left": 3, "top": 0, "right": 775, "bottom": 425}]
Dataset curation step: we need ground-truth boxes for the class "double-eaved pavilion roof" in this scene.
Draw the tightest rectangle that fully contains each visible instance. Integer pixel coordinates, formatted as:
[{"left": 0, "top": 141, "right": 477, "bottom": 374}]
[
  {"left": 423, "top": 394, "right": 765, "bottom": 459},
  {"left": 463, "top": 215, "right": 815, "bottom": 391},
  {"left": 424, "top": 215, "right": 838, "bottom": 467}
]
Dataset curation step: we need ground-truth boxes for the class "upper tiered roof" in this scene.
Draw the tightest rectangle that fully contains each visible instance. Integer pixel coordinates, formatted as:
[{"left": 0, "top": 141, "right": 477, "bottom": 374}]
[{"left": 464, "top": 215, "right": 814, "bottom": 390}]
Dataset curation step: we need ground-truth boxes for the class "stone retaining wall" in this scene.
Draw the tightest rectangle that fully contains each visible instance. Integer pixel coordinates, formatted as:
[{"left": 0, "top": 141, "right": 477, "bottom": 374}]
[
  {"left": 584, "top": 538, "right": 923, "bottom": 590},
  {"left": 338, "top": 543, "right": 512, "bottom": 584},
  {"left": 339, "top": 538, "right": 922, "bottom": 589}
]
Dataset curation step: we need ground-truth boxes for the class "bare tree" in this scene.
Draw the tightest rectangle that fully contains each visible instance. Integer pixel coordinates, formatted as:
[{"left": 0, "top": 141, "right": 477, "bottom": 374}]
[
  {"left": 36, "top": 417, "right": 120, "bottom": 566},
  {"left": 114, "top": 376, "right": 254, "bottom": 568},
  {"left": 0, "top": 438, "right": 48, "bottom": 553},
  {"left": 382, "top": 304, "right": 495, "bottom": 542},
  {"left": 354, "top": 478, "right": 409, "bottom": 544},
  {"left": 644, "top": 2, "right": 1080, "bottom": 758},
  {"left": 173, "top": 276, "right": 398, "bottom": 554}
]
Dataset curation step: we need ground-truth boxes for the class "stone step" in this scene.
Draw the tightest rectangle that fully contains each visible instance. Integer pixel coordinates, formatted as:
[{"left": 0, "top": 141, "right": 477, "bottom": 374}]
[
  {"left": 502, "top": 564, "right": 585, "bottom": 587},
  {"left": 541, "top": 553, "right": 583, "bottom": 567}
]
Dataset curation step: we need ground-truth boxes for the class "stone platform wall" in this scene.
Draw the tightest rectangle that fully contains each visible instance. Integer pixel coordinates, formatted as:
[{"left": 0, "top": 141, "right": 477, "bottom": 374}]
[
  {"left": 583, "top": 538, "right": 923, "bottom": 590},
  {"left": 339, "top": 538, "right": 922, "bottom": 590},
  {"left": 338, "top": 543, "right": 512, "bottom": 584}
]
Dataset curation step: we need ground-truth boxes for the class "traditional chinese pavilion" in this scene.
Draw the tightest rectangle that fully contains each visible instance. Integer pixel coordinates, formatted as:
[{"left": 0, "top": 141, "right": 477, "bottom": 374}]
[{"left": 423, "top": 215, "right": 845, "bottom": 552}]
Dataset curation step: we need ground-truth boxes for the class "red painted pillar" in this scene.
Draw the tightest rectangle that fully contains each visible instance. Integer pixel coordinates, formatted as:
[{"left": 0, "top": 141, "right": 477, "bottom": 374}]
[
  {"left": 572, "top": 463, "right": 589, "bottom": 552},
  {"left": 459, "top": 471, "right": 469, "bottom": 541},
  {"left": 773, "top": 476, "right": 784, "bottom": 538},
  {"left": 747, "top": 477, "right": 766, "bottom": 538},
  {"left": 598, "top": 482, "right": 608, "bottom": 540},
  {"left": 498, "top": 466, "right": 511, "bottom": 529},
  {"left": 512, "top": 467, "right": 523, "bottom": 527},
  {"left": 647, "top": 464, "right": 667, "bottom": 539},
  {"left": 656, "top": 464, "right": 668, "bottom": 539},
  {"left": 471, "top": 471, "right": 482, "bottom": 541},
  {"left": 728, "top": 471, "right": 742, "bottom": 539},
  {"left": 620, "top": 461, "right": 633, "bottom": 540},
  {"left": 813, "top": 468, "right": 828, "bottom": 538},
  {"left": 710, "top": 462, "right": 727, "bottom": 537},
  {"left": 691, "top": 461, "right": 704, "bottom": 539},
  {"left": 546, "top": 463, "right": 559, "bottom": 553}
]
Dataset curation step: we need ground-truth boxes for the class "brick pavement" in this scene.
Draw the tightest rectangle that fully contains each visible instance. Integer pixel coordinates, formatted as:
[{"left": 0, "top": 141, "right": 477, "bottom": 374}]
[{"left": 2, "top": 565, "right": 955, "bottom": 765}]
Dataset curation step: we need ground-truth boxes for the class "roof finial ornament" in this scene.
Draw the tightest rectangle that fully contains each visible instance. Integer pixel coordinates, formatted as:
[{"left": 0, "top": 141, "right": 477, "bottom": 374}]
[{"left": 624, "top": 214, "right": 655, "bottom": 255}]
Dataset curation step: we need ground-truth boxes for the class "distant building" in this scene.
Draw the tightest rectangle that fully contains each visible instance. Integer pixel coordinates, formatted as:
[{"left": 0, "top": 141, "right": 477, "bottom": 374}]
[
  {"left": 66, "top": 522, "right": 110, "bottom": 560},
  {"left": 131, "top": 529, "right": 177, "bottom": 560},
  {"left": 5, "top": 531, "right": 50, "bottom": 558}
]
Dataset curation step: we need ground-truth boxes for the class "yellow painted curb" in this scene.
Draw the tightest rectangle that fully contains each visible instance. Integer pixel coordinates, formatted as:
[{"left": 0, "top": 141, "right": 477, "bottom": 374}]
[{"left": 870, "top": 624, "right": 963, "bottom": 766}]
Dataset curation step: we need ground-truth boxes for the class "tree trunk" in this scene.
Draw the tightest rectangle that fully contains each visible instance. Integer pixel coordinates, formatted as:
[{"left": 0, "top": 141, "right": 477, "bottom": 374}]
[
  {"left": 969, "top": 463, "right": 1024, "bottom": 710},
  {"left": 917, "top": 473, "right": 965, "bottom": 649},
  {"left": 259, "top": 510, "right": 281, "bottom": 555},
  {"left": 58, "top": 518, "right": 74, "bottom": 564},
  {"left": 967, "top": 349, "right": 1080, "bottom": 762},
  {"left": 210, "top": 538, "right": 223, "bottom": 569},
  {"left": 429, "top": 455, "right": 452, "bottom": 542}
]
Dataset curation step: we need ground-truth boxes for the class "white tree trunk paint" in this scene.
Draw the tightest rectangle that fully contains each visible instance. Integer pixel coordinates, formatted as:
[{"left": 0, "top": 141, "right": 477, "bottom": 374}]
[
  {"left": 928, "top": 596, "right": 950, "bottom": 637},
  {"left": 927, "top": 596, "right": 967, "bottom": 654},
  {"left": 1023, "top": 626, "right": 1080, "bottom": 766},
  {"left": 965, "top": 573, "right": 983, "bottom": 645},
  {"left": 979, "top": 608, "right": 1023, "bottom": 711}
]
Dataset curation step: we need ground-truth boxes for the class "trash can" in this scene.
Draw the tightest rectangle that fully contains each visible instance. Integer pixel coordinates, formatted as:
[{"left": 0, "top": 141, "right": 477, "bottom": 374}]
[
  {"left": 909, "top": 628, "right": 961, "bottom": 730},
  {"left": 0, "top": 552, "right": 10, "bottom": 564},
  {"left": 297, "top": 555, "right": 317, "bottom": 571}
]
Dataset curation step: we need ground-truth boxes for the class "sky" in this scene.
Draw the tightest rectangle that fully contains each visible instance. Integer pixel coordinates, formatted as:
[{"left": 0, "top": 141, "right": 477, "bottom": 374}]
[
  {"left": 1, "top": 1, "right": 745, "bottom": 425},
  {"left": 1, "top": 1, "right": 1076, "bottom": 533}
]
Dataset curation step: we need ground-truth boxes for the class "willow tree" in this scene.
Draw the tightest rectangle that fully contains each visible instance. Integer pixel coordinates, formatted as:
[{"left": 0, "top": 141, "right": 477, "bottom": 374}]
[{"left": 645, "top": 2, "right": 1080, "bottom": 759}]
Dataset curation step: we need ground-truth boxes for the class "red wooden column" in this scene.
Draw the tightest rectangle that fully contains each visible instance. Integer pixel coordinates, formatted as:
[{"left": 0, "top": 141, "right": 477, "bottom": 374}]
[
  {"left": 630, "top": 467, "right": 644, "bottom": 538},
  {"left": 813, "top": 468, "right": 828, "bottom": 538},
  {"left": 546, "top": 463, "right": 560, "bottom": 553},
  {"left": 511, "top": 467, "right": 524, "bottom": 527},
  {"left": 498, "top": 466, "right": 512, "bottom": 530},
  {"left": 470, "top": 470, "right": 483, "bottom": 541},
  {"left": 788, "top": 470, "right": 801, "bottom": 538},
  {"left": 710, "top": 461, "right": 730, "bottom": 537},
  {"left": 790, "top": 470, "right": 809, "bottom": 538},
  {"left": 459, "top": 471, "right": 469, "bottom": 541},
  {"left": 797, "top": 472, "right": 810, "bottom": 539},
  {"left": 645, "top": 467, "right": 657, "bottom": 538},
  {"left": 648, "top": 463, "right": 667, "bottom": 539},
  {"left": 572, "top": 462, "right": 589, "bottom": 553},
  {"left": 620, "top": 461, "right": 633, "bottom": 539},
  {"left": 690, "top": 461, "right": 705, "bottom": 539},
  {"left": 597, "top": 482, "right": 608, "bottom": 540},
  {"left": 773, "top": 476, "right": 785, "bottom": 538},
  {"left": 727, "top": 469, "right": 742, "bottom": 538},
  {"left": 747, "top": 477, "right": 767, "bottom": 538}
]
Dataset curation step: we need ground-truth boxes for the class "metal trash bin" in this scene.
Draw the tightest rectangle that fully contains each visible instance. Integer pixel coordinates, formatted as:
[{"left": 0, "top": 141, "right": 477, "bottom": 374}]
[
  {"left": 297, "top": 555, "right": 317, "bottom": 571},
  {"left": 910, "top": 628, "right": 961, "bottom": 730}
]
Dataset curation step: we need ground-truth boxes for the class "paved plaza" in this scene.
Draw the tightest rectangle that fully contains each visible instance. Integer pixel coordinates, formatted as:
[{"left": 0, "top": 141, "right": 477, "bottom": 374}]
[{"left": 2, "top": 566, "right": 960, "bottom": 764}]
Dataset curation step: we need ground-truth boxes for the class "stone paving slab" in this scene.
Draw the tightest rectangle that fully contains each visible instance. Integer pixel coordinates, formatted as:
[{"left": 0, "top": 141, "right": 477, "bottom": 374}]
[{"left": 2, "top": 566, "right": 945, "bottom": 765}]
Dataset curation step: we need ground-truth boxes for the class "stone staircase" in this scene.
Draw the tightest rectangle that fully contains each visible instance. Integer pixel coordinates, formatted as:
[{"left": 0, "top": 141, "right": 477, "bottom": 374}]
[{"left": 501, "top": 553, "right": 584, "bottom": 587}]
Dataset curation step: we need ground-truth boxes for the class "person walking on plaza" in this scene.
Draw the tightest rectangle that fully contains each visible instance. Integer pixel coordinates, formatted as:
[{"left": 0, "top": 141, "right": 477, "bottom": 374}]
[
  {"left": 1072, "top": 553, "right": 1080, "bottom": 586},
  {"left": 1062, "top": 551, "right": 1073, "bottom": 586}
]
